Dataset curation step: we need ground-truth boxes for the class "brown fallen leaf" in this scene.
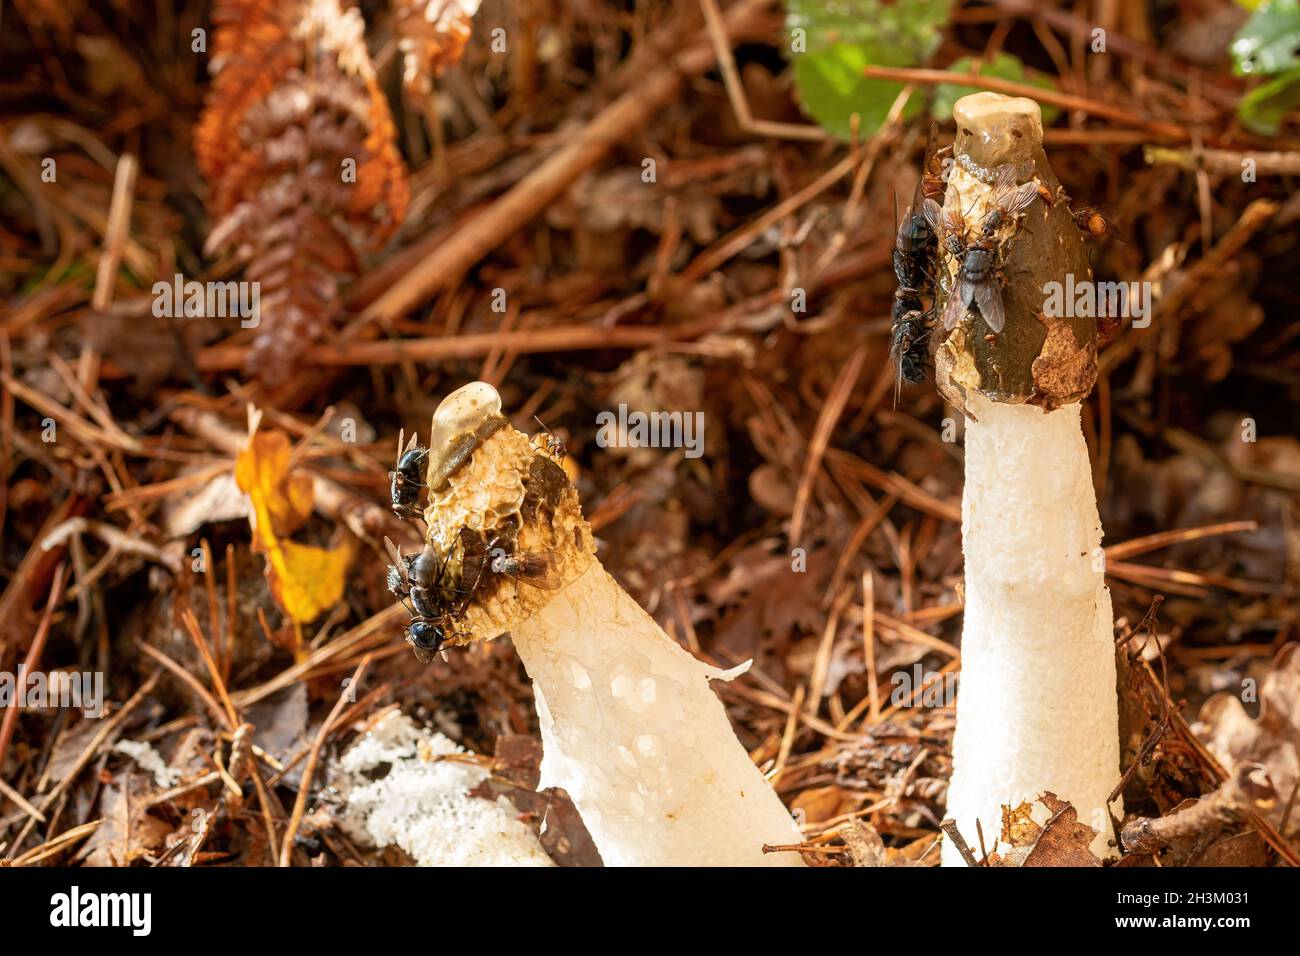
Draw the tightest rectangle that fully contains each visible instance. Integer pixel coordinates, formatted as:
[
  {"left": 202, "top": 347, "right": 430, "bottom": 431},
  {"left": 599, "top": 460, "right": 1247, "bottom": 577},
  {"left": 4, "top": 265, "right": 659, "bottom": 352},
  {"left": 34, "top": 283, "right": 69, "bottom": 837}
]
[
  {"left": 1194, "top": 642, "right": 1300, "bottom": 836},
  {"left": 468, "top": 734, "right": 603, "bottom": 868},
  {"left": 79, "top": 776, "right": 173, "bottom": 867}
]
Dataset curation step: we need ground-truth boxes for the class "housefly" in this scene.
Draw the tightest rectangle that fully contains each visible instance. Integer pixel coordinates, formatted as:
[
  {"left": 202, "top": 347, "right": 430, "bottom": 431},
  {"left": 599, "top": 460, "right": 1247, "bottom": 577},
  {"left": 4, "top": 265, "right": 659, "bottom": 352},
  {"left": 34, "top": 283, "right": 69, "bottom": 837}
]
[
  {"left": 389, "top": 431, "right": 429, "bottom": 521},
  {"left": 1071, "top": 204, "right": 1127, "bottom": 244},
  {"left": 386, "top": 527, "right": 563, "bottom": 662},
  {"left": 927, "top": 165, "right": 1038, "bottom": 333},
  {"left": 489, "top": 547, "right": 563, "bottom": 591},
  {"left": 532, "top": 417, "right": 566, "bottom": 461},
  {"left": 891, "top": 311, "right": 930, "bottom": 389},
  {"left": 384, "top": 536, "right": 469, "bottom": 662}
]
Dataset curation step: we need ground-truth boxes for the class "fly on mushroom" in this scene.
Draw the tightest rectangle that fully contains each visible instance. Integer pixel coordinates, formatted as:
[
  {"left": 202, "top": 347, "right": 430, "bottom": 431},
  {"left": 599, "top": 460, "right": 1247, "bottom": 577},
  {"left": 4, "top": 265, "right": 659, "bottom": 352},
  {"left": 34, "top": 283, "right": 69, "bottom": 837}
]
[
  {"left": 889, "top": 123, "right": 942, "bottom": 395},
  {"left": 927, "top": 164, "right": 1039, "bottom": 333},
  {"left": 389, "top": 432, "right": 429, "bottom": 521},
  {"left": 387, "top": 522, "right": 566, "bottom": 662},
  {"left": 384, "top": 535, "right": 473, "bottom": 661}
]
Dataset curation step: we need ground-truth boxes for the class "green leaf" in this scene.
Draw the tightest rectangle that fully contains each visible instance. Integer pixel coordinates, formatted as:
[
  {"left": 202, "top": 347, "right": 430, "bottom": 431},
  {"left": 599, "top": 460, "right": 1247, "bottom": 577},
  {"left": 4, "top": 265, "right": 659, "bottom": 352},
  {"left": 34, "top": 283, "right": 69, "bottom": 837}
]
[
  {"left": 930, "top": 53, "right": 1061, "bottom": 124},
  {"left": 786, "top": 0, "right": 953, "bottom": 140},
  {"left": 1230, "top": 0, "right": 1300, "bottom": 76},
  {"left": 1238, "top": 65, "right": 1300, "bottom": 132}
]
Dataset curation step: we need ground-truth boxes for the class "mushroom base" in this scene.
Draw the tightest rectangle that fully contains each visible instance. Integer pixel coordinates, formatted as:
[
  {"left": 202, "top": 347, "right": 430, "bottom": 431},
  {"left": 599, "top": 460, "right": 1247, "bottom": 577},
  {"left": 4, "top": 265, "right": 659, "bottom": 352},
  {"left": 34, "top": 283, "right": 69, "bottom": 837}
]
[{"left": 512, "top": 561, "right": 805, "bottom": 866}]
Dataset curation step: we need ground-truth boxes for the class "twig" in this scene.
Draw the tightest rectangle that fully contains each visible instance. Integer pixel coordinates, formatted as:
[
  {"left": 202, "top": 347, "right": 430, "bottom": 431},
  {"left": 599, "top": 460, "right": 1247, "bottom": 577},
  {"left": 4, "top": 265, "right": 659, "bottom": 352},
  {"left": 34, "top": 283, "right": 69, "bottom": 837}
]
[
  {"left": 0, "top": 563, "right": 68, "bottom": 771},
  {"left": 939, "top": 818, "right": 980, "bottom": 867},
  {"left": 698, "top": 0, "right": 826, "bottom": 142},
  {"left": 861, "top": 65, "right": 1191, "bottom": 142},
  {"left": 278, "top": 655, "right": 373, "bottom": 866},
  {"left": 790, "top": 345, "right": 866, "bottom": 544}
]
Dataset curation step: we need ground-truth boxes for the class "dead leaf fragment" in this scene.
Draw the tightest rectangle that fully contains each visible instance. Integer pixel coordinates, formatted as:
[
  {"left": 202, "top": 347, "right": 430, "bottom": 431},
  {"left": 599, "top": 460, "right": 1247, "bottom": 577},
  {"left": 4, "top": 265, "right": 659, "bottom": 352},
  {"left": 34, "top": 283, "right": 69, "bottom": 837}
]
[{"left": 234, "top": 419, "right": 354, "bottom": 653}]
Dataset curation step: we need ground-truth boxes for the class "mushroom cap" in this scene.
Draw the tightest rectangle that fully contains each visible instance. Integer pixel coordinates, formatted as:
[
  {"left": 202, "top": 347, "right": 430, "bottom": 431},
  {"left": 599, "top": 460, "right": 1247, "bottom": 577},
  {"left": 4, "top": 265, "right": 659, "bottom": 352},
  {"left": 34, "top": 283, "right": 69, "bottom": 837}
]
[{"left": 422, "top": 382, "right": 595, "bottom": 646}]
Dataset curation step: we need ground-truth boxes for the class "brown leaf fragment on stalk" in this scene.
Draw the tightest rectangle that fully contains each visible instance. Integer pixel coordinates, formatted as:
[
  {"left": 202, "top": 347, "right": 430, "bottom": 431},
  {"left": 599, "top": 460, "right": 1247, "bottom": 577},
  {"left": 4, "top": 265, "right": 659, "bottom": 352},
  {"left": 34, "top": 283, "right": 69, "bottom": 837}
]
[
  {"left": 993, "top": 793, "right": 1102, "bottom": 866},
  {"left": 1000, "top": 798, "right": 1040, "bottom": 848},
  {"left": 467, "top": 735, "right": 603, "bottom": 867},
  {"left": 394, "top": 0, "right": 481, "bottom": 96},
  {"left": 196, "top": 0, "right": 409, "bottom": 386},
  {"left": 1022, "top": 793, "right": 1103, "bottom": 867},
  {"left": 1031, "top": 311, "right": 1098, "bottom": 410}
]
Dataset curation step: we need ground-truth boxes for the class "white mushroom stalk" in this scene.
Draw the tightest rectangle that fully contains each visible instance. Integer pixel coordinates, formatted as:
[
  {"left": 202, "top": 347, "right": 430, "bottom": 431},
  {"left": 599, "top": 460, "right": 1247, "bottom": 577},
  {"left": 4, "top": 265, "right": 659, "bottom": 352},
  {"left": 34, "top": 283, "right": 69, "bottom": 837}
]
[
  {"left": 947, "top": 392, "right": 1120, "bottom": 862},
  {"left": 419, "top": 382, "right": 804, "bottom": 866},
  {"left": 931, "top": 94, "right": 1122, "bottom": 864}
]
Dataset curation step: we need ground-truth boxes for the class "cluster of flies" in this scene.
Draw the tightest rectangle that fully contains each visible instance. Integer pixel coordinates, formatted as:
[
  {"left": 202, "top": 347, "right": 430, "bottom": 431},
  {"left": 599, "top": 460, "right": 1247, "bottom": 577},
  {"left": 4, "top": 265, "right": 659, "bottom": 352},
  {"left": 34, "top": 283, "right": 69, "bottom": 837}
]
[
  {"left": 889, "top": 125, "right": 1116, "bottom": 394},
  {"left": 385, "top": 416, "right": 571, "bottom": 662}
]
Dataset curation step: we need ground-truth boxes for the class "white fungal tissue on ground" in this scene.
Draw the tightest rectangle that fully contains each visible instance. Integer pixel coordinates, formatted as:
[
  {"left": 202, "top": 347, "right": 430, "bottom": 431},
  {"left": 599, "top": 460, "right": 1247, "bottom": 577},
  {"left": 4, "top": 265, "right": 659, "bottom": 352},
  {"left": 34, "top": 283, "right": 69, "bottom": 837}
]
[{"left": 330, "top": 711, "right": 553, "bottom": 867}]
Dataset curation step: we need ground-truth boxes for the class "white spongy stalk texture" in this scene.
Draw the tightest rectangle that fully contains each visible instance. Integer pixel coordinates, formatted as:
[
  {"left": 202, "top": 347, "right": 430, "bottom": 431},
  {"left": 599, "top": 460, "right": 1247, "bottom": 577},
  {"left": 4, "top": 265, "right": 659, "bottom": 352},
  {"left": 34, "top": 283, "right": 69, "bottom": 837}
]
[
  {"left": 512, "top": 562, "right": 805, "bottom": 866},
  {"left": 333, "top": 711, "right": 552, "bottom": 866},
  {"left": 943, "top": 394, "right": 1121, "bottom": 865}
]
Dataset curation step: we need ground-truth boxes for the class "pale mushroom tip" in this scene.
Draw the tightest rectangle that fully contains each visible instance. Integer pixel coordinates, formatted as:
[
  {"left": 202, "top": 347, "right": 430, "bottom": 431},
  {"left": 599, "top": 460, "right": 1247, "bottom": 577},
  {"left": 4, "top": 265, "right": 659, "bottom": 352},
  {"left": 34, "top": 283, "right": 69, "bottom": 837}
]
[{"left": 430, "top": 380, "right": 503, "bottom": 453}]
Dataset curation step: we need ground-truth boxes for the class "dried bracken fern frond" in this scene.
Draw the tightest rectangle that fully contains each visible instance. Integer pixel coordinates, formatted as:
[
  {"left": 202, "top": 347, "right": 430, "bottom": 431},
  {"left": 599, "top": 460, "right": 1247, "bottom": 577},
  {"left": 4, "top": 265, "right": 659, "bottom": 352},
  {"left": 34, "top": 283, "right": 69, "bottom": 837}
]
[
  {"left": 196, "top": 0, "right": 409, "bottom": 386},
  {"left": 393, "top": 0, "right": 482, "bottom": 97}
]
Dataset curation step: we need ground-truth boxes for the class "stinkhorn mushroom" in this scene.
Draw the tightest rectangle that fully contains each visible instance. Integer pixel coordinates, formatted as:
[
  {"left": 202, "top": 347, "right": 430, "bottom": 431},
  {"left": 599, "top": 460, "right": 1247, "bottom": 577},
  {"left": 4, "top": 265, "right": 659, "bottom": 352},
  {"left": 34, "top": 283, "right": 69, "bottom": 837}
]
[
  {"left": 931, "top": 93, "right": 1122, "bottom": 863},
  {"left": 410, "top": 382, "right": 804, "bottom": 866}
]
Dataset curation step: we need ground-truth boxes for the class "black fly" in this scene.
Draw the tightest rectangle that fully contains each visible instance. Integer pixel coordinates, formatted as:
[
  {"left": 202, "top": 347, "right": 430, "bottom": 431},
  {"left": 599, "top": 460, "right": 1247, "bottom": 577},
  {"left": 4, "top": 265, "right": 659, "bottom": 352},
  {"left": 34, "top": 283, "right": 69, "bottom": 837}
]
[
  {"left": 889, "top": 123, "right": 941, "bottom": 394},
  {"left": 890, "top": 310, "right": 930, "bottom": 391},
  {"left": 386, "top": 526, "right": 563, "bottom": 663},
  {"left": 389, "top": 431, "right": 429, "bottom": 521}
]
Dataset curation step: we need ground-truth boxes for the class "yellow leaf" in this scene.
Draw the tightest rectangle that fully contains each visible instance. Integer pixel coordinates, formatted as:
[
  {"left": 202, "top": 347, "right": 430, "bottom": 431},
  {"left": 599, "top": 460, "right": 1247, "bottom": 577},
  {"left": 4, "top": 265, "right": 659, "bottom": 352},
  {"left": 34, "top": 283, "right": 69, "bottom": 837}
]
[
  {"left": 234, "top": 430, "right": 314, "bottom": 536},
  {"left": 234, "top": 421, "right": 353, "bottom": 650},
  {"left": 266, "top": 535, "right": 354, "bottom": 627}
]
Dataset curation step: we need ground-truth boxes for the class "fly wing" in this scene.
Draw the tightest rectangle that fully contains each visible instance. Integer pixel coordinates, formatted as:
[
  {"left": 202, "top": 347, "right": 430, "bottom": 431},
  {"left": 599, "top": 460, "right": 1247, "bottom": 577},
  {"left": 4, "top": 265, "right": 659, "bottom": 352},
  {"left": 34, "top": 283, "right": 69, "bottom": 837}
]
[
  {"left": 409, "top": 642, "right": 439, "bottom": 665},
  {"left": 942, "top": 285, "right": 970, "bottom": 330},
  {"left": 942, "top": 208, "right": 966, "bottom": 244},
  {"left": 972, "top": 282, "right": 1006, "bottom": 333},
  {"left": 1003, "top": 181, "right": 1039, "bottom": 214},
  {"left": 990, "top": 165, "right": 1038, "bottom": 215},
  {"left": 383, "top": 536, "right": 409, "bottom": 587},
  {"left": 515, "top": 552, "right": 564, "bottom": 590},
  {"left": 922, "top": 197, "right": 942, "bottom": 233}
]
